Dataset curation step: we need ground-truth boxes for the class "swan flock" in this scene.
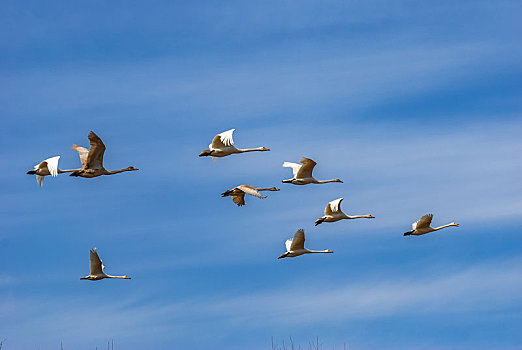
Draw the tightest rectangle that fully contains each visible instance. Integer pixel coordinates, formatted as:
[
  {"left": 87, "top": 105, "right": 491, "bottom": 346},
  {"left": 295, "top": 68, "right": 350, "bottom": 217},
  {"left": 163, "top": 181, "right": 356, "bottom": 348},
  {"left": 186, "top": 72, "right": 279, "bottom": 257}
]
[{"left": 28, "top": 128, "right": 459, "bottom": 280}]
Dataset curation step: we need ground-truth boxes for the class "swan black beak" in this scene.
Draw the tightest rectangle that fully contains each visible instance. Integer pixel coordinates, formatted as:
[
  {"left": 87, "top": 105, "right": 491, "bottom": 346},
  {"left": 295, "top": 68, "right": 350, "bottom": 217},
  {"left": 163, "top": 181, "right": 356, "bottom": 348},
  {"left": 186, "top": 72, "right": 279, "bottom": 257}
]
[{"left": 199, "top": 150, "right": 214, "bottom": 157}]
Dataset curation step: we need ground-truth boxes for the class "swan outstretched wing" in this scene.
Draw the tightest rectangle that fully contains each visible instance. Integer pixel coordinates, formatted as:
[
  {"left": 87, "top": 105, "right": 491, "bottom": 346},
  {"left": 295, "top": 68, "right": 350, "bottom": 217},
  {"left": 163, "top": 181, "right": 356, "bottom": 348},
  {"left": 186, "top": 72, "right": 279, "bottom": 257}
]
[
  {"left": 89, "top": 248, "right": 105, "bottom": 275},
  {"left": 237, "top": 185, "right": 265, "bottom": 199},
  {"left": 32, "top": 156, "right": 60, "bottom": 186},
  {"left": 325, "top": 198, "right": 343, "bottom": 216},
  {"left": 72, "top": 145, "right": 89, "bottom": 167},
  {"left": 35, "top": 156, "right": 60, "bottom": 176},
  {"left": 412, "top": 214, "right": 433, "bottom": 230},
  {"left": 86, "top": 131, "right": 106, "bottom": 170},
  {"left": 297, "top": 158, "right": 316, "bottom": 178},
  {"left": 283, "top": 162, "right": 301, "bottom": 178},
  {"left": 285, "top": 239, "right": 293, "bottom": 252},
  {"left": 289, "top": 229, "right": 306, "bottom": 251},
  {"left": 231, "top": 192, "right": 246, "bottom": 206},
  {"left": 45, "top": 156, "right": 60, "bottom": 176},
  {"left": 211, "top": 129, "right": 235, "bottom": 149}
]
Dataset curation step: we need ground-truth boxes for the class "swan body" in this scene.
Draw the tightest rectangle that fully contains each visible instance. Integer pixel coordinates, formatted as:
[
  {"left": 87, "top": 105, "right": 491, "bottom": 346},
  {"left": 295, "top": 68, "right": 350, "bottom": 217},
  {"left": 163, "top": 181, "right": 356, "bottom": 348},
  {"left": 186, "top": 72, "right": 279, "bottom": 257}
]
[
  {"left": 199, "top": 129, "right": 270, "bottom": 158},
  {"left": 80, "top": 248, "right": 131, "bottom": 281},
  {"left": 315, "top": 198, "right": 374, "bottom": 226},
  {"left": 282, "top": 158, "right": 342, "bottom": 185},
  {"left": 278, "top": 229, "right": 333, "bottom": 259},
  {"left": 26, "top": 156, "right": 77, "bottom": 186},
  {"left": 403, "top": 214, "right": 459, "bottom": 236},
  {"left": 221, "top": 185, "right": 280, "bottom": 206},
  {"left": 69, "top": 131, "right": 139, "bottom": 178}
]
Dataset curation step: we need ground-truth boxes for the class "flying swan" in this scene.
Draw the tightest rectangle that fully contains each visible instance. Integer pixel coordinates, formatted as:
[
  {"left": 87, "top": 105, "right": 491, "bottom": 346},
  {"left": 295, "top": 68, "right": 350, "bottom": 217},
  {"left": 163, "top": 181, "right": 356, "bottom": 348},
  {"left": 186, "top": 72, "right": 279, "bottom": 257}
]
[
  {"left": 80, "top": 248, "right": 131, "bottom": 281},
  {"left": 278, "top": 229, "right": 333, "bottom": 259},
  {"left": 282, "top": 157, "right": 342, "bottom": 185},
  {"left": 70, "top": 131, "right": 139, "bottom": 178},
  {"left": 315, "top": 198, "right": 374, "bottom": 226},
  {"left": 221, "top": 185, "right": 280, "bottom": 206},
  {"left": 199, "top": 129, "right": 270, "bottom": 158},
  {"left": 26, "top": 156, "right": 77, "bottom": 186},
  {"left": 403, "top": 214, "right": 459, "bottom": 236}
]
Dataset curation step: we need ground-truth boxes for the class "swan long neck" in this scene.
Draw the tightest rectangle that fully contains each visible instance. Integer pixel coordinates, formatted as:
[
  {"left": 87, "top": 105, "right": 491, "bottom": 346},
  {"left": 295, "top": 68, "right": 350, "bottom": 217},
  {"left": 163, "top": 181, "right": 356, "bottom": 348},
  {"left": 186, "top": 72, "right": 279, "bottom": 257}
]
[
  {"left": 106, "top": 275, "right": 130, "bottom": 279},
  {"left": 307, "top": 249, "right": 333, "bottom": 254},
  {"left": 345, "top": 214, "right": 374, "bottom": 219},
  {"left": 237, "top": 147, "right": 268, "bottom": 153},
  {"left": 316, "top": 179, "right": 342, "bottom": 184},
  {"left": 58, "top": 169, "right": 79, "bottom": 174},
  {"left": 106, "top": 168, "right": 136, "bottom": 175},
  {"left": 433, "top": 223, "right": 458, "bottom": 231}
]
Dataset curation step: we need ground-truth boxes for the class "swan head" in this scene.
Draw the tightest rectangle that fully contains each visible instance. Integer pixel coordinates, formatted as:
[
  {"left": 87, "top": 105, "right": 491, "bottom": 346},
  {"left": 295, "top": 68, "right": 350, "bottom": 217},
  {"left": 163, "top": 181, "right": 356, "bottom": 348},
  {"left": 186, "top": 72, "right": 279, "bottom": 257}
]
[
  {"left": 199, "top": 150, "right": 213, "bottom": 157},
  {"left": 452, "top": 222, "right": 459, "bottom": 227},
  {"left": 334, "top": 179, "right": 343, "bottom": 183},
  {"left": 261, "top": 147, "right": 270, "bottom": 151},
  {"left": 127, "top": 166, "right": 139, "bottom": 171},
  {"left": 326, "top": 250, "right": 334, "bottom": 253},
  {"left": 221, "top": 189, "right": 233, "bottom": 197},
  {"left": 123, "top": 275, "right": 131, "bottom": 279},
  {"left": 368, "top": 215, "right": 375, "bottom": 219},
  {"left": 269, "top": 187, "right": 280, "bottom": 191}
]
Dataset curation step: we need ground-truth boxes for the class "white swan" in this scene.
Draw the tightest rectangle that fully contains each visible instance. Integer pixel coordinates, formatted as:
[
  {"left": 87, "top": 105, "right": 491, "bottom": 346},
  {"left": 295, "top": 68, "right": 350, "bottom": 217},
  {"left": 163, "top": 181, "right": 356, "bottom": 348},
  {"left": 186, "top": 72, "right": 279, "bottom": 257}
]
[
  {"left": 221, "top": 185, "right": 280, "bottom": 206},
  {"left": 199, "top": 129, "right": 270, "bottom": 158},
  {"left": 315, "top": 198, "right": 374, "bottom": 226},
  {"left": 403, "top": 214, "right": 459, "bottom": 236},
  {"left": 278, "top": 229, "right": 333, "bottom": 259},
  {"left": 80, "top": 248, "right": 131, "bottom": 281},
  {"left": 282, "top": 157, "right": 342, "bottom": 185},
  {"left": 26, "top": 156, "right": 77, "bottom": 186}
]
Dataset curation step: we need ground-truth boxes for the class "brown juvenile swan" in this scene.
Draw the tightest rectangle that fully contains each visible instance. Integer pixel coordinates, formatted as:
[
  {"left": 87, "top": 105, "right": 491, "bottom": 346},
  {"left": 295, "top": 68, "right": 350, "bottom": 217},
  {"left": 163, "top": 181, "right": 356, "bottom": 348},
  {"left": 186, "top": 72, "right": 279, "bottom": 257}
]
[
  {"left": 70, "top": 131, "right": 138, "bottom": 178},
  {"left": 221, "top": 185, "right": 280, "bottom": 206}
]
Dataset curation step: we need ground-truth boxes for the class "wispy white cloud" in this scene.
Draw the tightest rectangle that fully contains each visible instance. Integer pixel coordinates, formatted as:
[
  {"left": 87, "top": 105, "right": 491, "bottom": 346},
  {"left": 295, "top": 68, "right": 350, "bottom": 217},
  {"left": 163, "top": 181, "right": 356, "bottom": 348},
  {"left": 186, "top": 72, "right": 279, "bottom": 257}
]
[
  {"left": 200, "top": 258, "right": 522, "bottom": 326},
  {"left": 1, "top": 257, "right": 520, "bottom": 349},
  {"left": 1, "top": 40, "right": 516, "bottom": 122}
]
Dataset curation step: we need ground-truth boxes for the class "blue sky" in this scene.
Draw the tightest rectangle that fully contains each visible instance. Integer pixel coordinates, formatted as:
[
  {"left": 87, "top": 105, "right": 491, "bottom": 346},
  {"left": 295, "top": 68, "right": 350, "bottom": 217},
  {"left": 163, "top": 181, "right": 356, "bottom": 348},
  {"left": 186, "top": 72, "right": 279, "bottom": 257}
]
[{"left": 1, "top": 1, "right": 521, "bottom": 349}]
